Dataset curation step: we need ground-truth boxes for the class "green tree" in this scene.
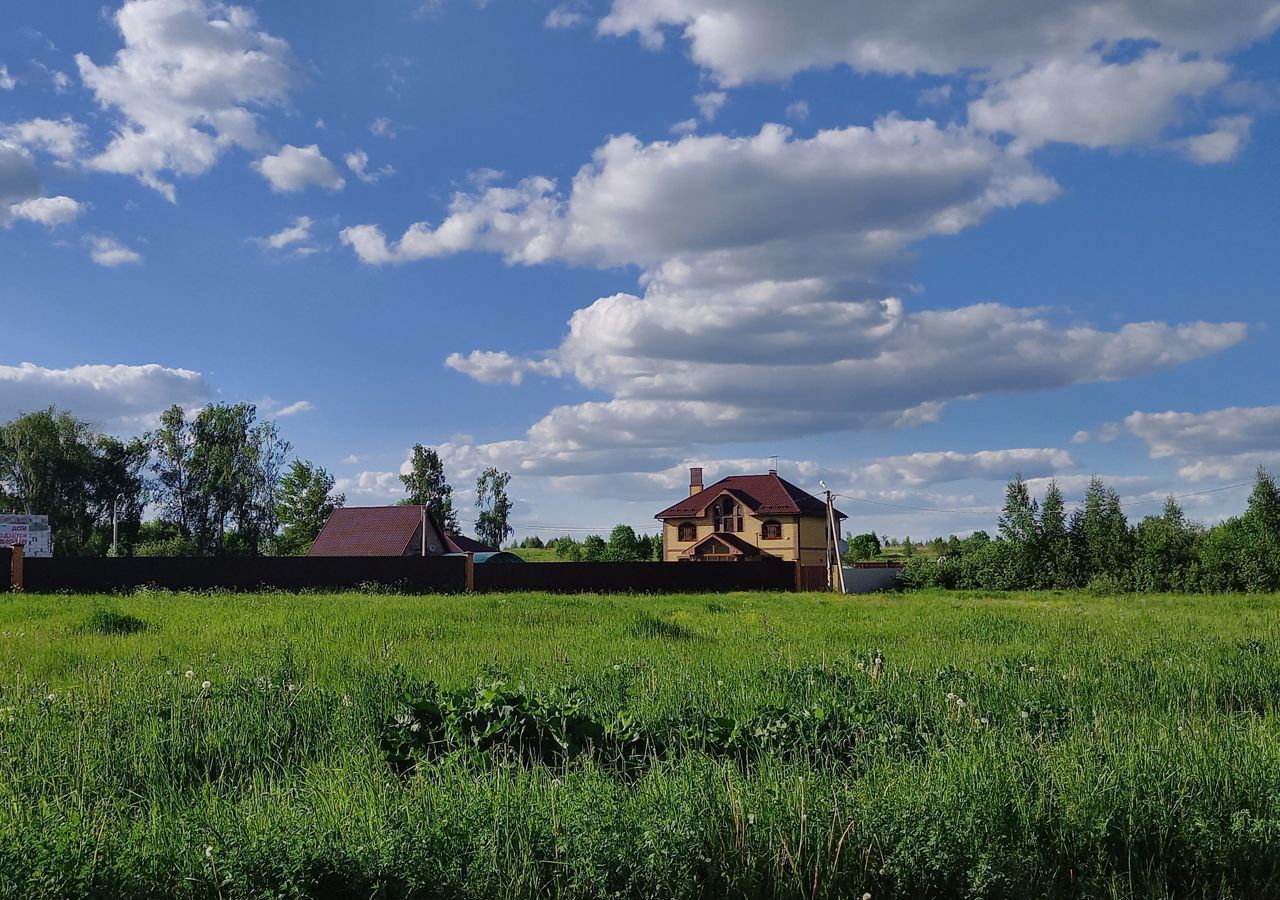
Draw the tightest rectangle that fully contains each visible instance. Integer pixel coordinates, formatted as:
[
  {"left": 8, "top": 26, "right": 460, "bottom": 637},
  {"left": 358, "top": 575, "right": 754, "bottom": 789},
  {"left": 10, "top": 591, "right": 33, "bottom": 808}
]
[
  {"left": 0, "top": 408, "right": 147, "bottom": 556},
  {"left": 581, "top": 534, "right": 608, "bottom": 562},
  {"left": 1131, "top": 496, "right": 1200, "bottom": 592},
  {"left": 149, "top": 403, "right": 291, "bottom": 556},
  {"left": 275, "top": 460, "right": 344, "bottom": 556},
  {"left": 846, "top": 532, "right": 881, "bottom": 562},
  {"left": 1038, "top": 480, "right": 1071, "bottom": 588},
  {"left": 400, "top": 444, "right": 459, "bottom": 532},
  {"left": 549, "top": 536, "right": 583, "bottom": 561},
  {"left": 475, "top": 467, "right": 514, "bottom": 549},
  {"left": 1070, "top": 477, "right": 1131, "bottom": 583},
  {"left": 997, "top": 474, "right": 1039, "bottom": 587},
  {"left": 606, "top": 524, "right": 641, "bottom": 561},
  {"left": 1238, "top": 467, "right": 1280, "bottom": 591}
]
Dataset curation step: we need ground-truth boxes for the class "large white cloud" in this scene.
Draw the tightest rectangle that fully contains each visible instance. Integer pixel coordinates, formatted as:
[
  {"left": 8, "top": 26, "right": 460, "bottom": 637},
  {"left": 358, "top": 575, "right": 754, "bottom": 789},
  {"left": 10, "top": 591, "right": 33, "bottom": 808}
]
[
  {"left": 76, "top": 0, "right": 295, "bottom": 200},
  {"left": 0, "top": 362, "right": 211, "bottom": 428},
  {"left": 850, "top": 448, "right": 1076, "bottom": 488},
  {"left": 597, "top": 0, "right": 1280, "bottom": 85},
  {"left": 432, "top": 300, "right": 1244, "bottom": 480},
  {"left": 968, "top": 51, "right": 1231, "bottom": 151},
  {"left": 1121, "top": 405, "right": 1280, "bottom": 482},
  {"left": 599, "top": 0, "right": 1277, "bottom": 155},
  {"left": 1125, "top": 405, "right": 1280, "bottom": 458},
  {"left": 343, "top": 118, "right": 1060, "bottom": 287},
  {"left": 347, "top": 117, "right": 1246, "bottom": 475}
]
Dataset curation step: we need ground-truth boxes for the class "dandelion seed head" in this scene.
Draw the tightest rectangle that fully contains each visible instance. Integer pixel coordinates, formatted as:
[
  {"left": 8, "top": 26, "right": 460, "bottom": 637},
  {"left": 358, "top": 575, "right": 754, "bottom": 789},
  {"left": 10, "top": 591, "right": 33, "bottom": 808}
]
[{"left": 201, "top": 680, "right": 211, "bottom": 691}]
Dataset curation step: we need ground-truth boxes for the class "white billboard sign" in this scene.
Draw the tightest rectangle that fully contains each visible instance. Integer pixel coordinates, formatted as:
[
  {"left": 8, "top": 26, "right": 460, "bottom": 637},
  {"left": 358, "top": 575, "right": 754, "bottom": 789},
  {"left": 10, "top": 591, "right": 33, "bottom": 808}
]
[{"left": 0, "top": 515, "right": 52, "bottom": 557}]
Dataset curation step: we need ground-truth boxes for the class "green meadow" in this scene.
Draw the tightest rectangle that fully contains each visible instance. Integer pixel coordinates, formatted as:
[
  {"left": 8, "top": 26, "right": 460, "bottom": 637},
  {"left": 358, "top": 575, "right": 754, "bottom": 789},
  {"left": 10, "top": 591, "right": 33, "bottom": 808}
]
[{"left": 2, "top": 588, "right": 1280, "bottom": 899}]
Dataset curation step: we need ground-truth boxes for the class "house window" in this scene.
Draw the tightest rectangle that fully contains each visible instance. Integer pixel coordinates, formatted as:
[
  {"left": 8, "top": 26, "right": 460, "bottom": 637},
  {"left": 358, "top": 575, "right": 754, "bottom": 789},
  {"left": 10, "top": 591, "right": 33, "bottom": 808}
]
[
  {"left": 761, "top": 520, "right": 782, "bottom": 540},
  {"left": 713, "top": 500, "right": 744, "bottom": 533},
  {"left": 677, "top": 522, "right": 697, "bottom": 542}
]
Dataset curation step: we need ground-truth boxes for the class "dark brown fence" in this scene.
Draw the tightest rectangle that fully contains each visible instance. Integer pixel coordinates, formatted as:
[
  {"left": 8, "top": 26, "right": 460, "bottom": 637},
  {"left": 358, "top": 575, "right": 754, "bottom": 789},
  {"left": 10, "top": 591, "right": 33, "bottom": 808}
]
[
  {"left": 11, "top": 554, "right": 808, "bottom": 595},
  {"left": 20, "top": 555, "right": 466, "bottom": 594},
  {"left": 0, "top": 547, "right": 9, "bottom": 592},
  {"left": 475, "top": 560, "right": 797, "bottom": 594},
  {"left": 798, "top": 565, "right": 828, "bottom": 591}
]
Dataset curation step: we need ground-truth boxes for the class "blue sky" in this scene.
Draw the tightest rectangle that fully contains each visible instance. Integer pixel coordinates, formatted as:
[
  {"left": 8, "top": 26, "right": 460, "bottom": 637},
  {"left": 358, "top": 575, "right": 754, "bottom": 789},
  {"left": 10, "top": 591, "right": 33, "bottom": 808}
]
[{"left": 2, "top": 0, "right": 1278, "bottom": 540}]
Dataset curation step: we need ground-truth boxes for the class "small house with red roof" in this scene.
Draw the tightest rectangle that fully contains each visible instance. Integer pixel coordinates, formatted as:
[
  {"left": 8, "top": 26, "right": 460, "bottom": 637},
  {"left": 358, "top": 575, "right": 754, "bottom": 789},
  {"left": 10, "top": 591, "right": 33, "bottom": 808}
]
[
  {"left": 655, "top": 468, "right": 844, "bottom": 565},
  {"left": 307, "top": 505, "right": 497, "bottom": 557}
]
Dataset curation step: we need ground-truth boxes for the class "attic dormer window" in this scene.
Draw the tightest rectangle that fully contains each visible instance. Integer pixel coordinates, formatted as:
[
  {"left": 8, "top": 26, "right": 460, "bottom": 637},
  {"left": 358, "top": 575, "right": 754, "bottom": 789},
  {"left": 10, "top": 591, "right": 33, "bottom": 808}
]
[{"left": 713, "top": 499, "right": 744, "bottom": 533}]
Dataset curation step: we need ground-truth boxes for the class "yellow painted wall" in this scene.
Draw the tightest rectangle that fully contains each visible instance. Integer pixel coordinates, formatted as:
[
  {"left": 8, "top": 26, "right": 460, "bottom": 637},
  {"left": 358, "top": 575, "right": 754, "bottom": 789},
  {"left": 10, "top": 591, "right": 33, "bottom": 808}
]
[
  {"left": 662, "top": 512, "right": 823, "bottom": 562},
  {"left": 797, "top": 516, "right": 834, "bottom": 567}
]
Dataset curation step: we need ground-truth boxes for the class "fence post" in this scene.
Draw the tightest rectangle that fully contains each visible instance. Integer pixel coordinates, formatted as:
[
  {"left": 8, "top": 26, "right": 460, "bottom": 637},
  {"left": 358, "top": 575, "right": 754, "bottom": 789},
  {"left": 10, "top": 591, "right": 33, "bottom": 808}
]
[
  {"left": 464, "top": 552, "right": 475, "bottom": 592},
  {"left": 10, "top": 543, "right": 22, "bottom": 592},
  {"left": 793, "top": 558, "right": 802, "bottom": 593}
]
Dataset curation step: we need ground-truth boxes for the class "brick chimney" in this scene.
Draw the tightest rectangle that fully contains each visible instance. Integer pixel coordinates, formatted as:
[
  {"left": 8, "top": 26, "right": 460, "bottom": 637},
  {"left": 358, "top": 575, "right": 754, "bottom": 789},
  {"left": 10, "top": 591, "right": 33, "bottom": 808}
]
[{"left": 689, "top": 467, "right": 704, "bottom": 496}]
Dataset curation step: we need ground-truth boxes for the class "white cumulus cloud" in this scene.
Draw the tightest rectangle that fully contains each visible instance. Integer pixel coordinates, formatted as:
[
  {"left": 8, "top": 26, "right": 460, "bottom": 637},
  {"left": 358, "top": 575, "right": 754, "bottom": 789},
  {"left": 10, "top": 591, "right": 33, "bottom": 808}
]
[
  {"left": 0, "top": 362, "right": 210, "bottom": 428},
  {"left": 9, "top": 196, "right": 86, "bottom": 226},
  {"left": 255, "top": 215, "right": 316, "bottom": 252},
  {"left": 254, "top": 145, "right": 345, "bottom": 193},
  {"left": 87, "top": 235, "right": 143, "bottom": 267},
  {"left": 1182, "top": 115, "right": 1254, "bottom": 163},
  {"left": 968, "top": 51, "right": 1231, "bottom": 150},
  {"left": 344, "top": 149, "right": 395, "bottom": 184},
  {"left": 1, "top": 118, "right": 86, "bottom": 163},
  {"left": 76, "top": 0, "right": 296, "bottom": 200},
  {"left": 342, "top": 118, "right": 1060, "bottom": 286}
]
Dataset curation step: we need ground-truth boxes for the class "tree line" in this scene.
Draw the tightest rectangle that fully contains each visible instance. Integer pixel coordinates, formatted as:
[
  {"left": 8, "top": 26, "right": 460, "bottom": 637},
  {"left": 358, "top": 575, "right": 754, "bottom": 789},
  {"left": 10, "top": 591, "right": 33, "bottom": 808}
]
[
  {"left": 899, "top": 468, "right": 1280, "bottom": 593},
  {"left": 0, "top": 407, "right": 515, "bottom": 557},
  {"left": 511, "top": 526, "right": 662, "bottom": 562}
]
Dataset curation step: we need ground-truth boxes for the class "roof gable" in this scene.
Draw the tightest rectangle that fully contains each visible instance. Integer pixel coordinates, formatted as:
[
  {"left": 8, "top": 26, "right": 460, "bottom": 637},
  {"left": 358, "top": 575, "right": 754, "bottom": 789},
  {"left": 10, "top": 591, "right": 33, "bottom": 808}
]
[{"left": 681, "top": 532, "right": 762, "bottom": 557}]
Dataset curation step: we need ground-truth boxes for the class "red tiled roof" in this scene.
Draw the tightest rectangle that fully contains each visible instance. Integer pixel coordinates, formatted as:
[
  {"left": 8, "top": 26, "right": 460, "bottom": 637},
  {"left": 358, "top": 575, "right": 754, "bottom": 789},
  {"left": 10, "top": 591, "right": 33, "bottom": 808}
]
[
  {"left": 656, "top": 473, "right": 845, "bottom": 520},
  {"left": 680, "top": 532, "right": 766, "bottom": 557},
  {"left": 308, "top": 506, "right": 426, "bottom": 556},
  {"left": 444, "top": 532, "right": 498, "bottom": 554}
]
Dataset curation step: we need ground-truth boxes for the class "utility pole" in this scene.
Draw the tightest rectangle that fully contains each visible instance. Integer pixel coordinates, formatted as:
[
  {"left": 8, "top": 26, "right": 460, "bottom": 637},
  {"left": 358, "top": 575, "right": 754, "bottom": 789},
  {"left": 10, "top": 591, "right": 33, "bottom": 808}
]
[
  {"left": 111, "top": 493, "right": 123, "bottom": 555},
  {"left": 824, "top": 489, "right": 845, "bottom": 593},
  {"left": 421, "top": 504, "right": 427, "bottom": 557},
  {"left": 823, "top": 488, "right": 833, "bottom": 590}
]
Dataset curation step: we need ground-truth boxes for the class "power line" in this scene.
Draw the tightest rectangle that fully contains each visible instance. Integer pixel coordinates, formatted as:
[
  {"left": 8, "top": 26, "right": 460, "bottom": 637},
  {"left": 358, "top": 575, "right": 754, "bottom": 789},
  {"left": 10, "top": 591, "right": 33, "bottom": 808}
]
[
  {"left": 1115, "top": 480, "right": 1253, "bottom": 510},
  {"left": 831, "top": 479, "right": 1255, "bottom": 521},
  {"left": 504, "top": 480, "right": 1257, "bottom": 534},
  {"left": 832, "top": 493, "right": 995, "bottom": 516}
]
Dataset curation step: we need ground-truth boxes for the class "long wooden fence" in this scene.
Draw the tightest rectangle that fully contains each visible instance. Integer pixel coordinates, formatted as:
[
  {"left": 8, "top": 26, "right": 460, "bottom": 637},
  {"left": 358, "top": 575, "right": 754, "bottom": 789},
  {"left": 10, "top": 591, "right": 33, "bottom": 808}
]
[{"left": 4, "top": 547, "right": 804, "bottom": 594}]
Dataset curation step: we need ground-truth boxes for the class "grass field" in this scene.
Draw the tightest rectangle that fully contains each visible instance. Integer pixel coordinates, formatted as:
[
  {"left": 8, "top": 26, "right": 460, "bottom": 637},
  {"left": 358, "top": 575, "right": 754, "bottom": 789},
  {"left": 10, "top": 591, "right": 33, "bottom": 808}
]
[{"left": 2, "top": 588, "right": 1280, "bottom": 899}]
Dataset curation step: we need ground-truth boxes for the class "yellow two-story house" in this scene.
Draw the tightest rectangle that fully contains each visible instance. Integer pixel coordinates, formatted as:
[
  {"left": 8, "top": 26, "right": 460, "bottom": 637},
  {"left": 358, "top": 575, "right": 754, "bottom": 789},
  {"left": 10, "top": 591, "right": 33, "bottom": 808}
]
[{"left": 655, "top": 468, "right": 844, "bottom": 565}]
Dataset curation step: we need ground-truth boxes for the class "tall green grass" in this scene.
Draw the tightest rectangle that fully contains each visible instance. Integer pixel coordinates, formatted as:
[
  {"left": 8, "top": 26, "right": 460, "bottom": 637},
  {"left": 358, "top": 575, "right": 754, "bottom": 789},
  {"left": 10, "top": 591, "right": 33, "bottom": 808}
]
[{"left": 0, "top": 589, "right": 1278, "bottom": 898}]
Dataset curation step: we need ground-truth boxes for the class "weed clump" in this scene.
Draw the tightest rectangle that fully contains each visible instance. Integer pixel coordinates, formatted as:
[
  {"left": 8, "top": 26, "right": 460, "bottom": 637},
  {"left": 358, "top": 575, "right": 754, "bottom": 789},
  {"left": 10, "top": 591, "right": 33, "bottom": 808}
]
[
  {"left": 624, "top": 612, "right": 697, "bottom": 641},
  {"left": 82, "top": 608, "right": 147, "bottom": 636}
]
